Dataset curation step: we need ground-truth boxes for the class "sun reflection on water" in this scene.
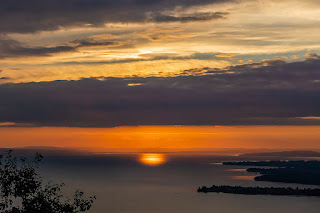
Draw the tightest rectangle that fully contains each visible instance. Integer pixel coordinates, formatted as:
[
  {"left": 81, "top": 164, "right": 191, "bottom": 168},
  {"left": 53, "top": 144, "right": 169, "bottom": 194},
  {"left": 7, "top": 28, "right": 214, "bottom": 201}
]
[{"left": 138, "top": 153, "right": 166, "bottom": 166}]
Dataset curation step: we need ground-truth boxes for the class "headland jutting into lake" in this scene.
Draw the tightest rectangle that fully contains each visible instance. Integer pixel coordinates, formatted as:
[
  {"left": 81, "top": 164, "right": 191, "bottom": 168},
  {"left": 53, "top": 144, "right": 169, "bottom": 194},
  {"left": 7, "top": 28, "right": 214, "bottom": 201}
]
[
  {"left": 198, "top": 160, "right": 320, "bottom": 197},
  {"left": 223, "top": 160, "right": 320, "bottom": 185}
]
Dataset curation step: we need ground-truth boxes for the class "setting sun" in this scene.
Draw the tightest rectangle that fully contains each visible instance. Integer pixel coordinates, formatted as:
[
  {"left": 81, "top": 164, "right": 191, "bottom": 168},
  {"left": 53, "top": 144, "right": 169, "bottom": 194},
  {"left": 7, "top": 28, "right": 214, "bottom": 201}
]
[{"left": 138, "top": 153, "right": 167, "bottom": 166}]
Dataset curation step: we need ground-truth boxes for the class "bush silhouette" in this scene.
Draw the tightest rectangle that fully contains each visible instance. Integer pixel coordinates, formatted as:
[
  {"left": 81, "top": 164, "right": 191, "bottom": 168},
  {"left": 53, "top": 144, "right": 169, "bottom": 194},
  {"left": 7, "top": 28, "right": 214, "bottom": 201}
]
[{"left": 0, "top": 150, "right": 96, "bottom": 213}]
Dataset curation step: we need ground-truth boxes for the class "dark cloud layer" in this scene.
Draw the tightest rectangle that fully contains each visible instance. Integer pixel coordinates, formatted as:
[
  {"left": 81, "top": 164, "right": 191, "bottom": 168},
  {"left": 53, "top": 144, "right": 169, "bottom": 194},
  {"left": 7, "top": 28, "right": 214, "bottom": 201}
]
[
  {"left": 148, "top": 12, "right": 228, "bottom": 23},
  {"left": 0, "top": 38, "right": 74, "bottom": 58},
  {"left": 0, "top": 0, "right": 233, "bottom": 33},
  {"left": 0, "top": 57, "right": 319, "bottom": 127},
  {"left": 0, "top": 37, "right": 119, "bottom": 58}
]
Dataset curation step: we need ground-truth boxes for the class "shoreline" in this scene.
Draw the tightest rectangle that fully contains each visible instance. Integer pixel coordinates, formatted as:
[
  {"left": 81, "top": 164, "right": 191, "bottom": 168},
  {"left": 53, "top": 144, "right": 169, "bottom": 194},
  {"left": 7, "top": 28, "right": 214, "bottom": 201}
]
[{"left": 197, "top": 185, "right": 320, "bottom": 197}]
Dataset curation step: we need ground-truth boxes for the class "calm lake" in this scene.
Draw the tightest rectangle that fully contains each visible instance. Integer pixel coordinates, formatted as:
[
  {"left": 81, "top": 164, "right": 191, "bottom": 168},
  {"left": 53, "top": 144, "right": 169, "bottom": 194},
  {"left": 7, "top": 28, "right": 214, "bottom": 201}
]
[{"left": 40, "top": 154, "right": 319, "bottom": 213}]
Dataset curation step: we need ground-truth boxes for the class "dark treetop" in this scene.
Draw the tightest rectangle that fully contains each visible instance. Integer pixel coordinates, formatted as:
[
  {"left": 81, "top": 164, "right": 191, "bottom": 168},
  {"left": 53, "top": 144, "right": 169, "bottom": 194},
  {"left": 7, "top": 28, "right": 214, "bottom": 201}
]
[{"left": 0, "top": 151, "right": 96, "bottom": 213}]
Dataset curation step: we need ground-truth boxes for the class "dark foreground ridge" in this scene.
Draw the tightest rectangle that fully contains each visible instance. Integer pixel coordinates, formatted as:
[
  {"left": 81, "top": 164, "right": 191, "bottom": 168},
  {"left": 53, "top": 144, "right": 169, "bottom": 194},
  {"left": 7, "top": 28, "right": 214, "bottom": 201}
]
[{"left": 197, "top": 185, "right": 320, "bottom": 197}]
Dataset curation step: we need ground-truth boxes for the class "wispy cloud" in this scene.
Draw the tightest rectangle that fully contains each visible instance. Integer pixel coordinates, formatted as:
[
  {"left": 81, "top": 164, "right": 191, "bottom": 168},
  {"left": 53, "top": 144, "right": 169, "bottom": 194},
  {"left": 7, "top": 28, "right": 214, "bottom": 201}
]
[
  {"left": 298, "top": 117, "right": 320, "bottom": 120},
  {"left": 0, "top": 37, "right": 122, "bottom": 58},
  {"left": 215, "top": 53, "right": 236, "bottom": 58},
  {"left": 147, "top": 12, "right": 229, "bottom": 23},
  {"left": 137, "top": 27, "right": 195, "bottom": 41}
]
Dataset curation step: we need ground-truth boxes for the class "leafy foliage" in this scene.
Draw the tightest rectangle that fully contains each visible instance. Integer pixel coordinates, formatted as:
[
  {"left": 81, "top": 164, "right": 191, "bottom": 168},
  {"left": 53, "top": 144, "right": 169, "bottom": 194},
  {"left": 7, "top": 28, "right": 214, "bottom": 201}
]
[{"left": 0, "top": 151, "right": 96, "bottom": 213}]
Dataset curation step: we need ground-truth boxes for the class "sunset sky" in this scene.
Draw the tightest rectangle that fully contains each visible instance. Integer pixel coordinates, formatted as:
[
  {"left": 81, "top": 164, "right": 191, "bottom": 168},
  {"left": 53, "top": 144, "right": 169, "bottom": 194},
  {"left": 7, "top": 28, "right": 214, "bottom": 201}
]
[
  {"left": 1, "top": 0, "right": 320, "bottom": 82},
  {"left": 1, "top": 126, "right": 320, "bottom": 150},
  {"left": 0, "top": 0, "right": 320, "bottom": 149}
]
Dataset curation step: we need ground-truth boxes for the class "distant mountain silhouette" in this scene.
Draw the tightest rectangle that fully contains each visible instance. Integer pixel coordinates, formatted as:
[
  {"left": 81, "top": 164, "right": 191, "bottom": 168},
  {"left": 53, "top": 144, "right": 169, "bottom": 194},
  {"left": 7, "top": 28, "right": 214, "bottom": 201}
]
[
  {"left": 0, "top": 147, "right": 89, "bottom": 156},
  {"left": 239, "top": 151, "right": 320, "bottom": 157}
]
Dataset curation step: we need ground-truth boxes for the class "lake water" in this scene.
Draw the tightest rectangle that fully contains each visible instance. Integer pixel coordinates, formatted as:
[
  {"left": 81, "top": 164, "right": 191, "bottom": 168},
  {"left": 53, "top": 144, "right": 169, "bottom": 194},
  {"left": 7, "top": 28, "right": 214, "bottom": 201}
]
[{"left": 40, "top": 154, "right": 320, "bottom": 213}]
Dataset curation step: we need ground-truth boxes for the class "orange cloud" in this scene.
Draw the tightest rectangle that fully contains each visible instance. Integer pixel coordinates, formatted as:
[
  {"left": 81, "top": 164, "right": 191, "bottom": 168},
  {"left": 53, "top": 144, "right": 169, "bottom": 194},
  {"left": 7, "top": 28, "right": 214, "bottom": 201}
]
[
  {"left": 0, "top": 122, "right": 34, "bottom": 127},
  {"left": 305, "top": 52, "right": 320, "bottom": 59},
  {"left": 0, "top": 122, "right": 16, "bottom": 126},
  {"left": 215, "top": 53, "right": 236, "bottom": 58},
  {"left": 298, "top": 117, "right": 320, "bottom": 120},
  {"left": 274, "top": 56, "right": 288, "bottom": 60}
]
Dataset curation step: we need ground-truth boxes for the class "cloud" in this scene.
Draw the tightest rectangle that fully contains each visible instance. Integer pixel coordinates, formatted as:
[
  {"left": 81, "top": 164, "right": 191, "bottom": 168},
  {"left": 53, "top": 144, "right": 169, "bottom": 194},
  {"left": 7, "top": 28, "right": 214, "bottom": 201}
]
[
  {"left": 291, "top": 55, "right": 300, "bottom": 60},
  {"left": 138, "top": 27, "right": 195, "bottom": 41},
  {"left": 0, "top": 37, "right": 121, "bottom": 58},
  {"left": 298, "top": 117, "right": 320, "bottom": 120},
  {"left": 0, "top": 0, "right": 234, "bottom": 33},
  {"left": 89, "top": 34, "right": 119, "bottom": 40},
  {"left": 0, "top": 37, "right": 74, "bottom": 58},
  {"left": 148, "top": 33, "right": 196, "bottom": 41},
  {"left": 305, "top": 52, "right": 320, "bottom": 59},
  {"left": 72, "top": 39, "right": 122, "bottom": 48},
  {"left": 0, "top": 122, "right": 17, "bottom": 126},
  {"left": 0, "top": 57, "right": 319, "bottom": 126},
  {"left": 0, "top": 77, "right": 10, "bottom": 80},
  {"left": 215, "top": 53, "right": 236, "bottom": 58},
  {"left": 147, "top": 12, "right": 229, "bottom": 23},
  {"left": 0, "top": 122, "right": 33, "bottom": 127},
  {"left": 127, "top": 83, "right": 143, "bottom": 87}
]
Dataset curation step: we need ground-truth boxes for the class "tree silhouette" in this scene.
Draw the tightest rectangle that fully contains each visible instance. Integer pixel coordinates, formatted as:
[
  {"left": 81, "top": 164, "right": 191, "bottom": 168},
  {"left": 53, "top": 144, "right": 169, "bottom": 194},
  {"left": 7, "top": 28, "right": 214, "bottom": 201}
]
[{"left": 0, "top": 151, "right": 96, "bottom": 213}]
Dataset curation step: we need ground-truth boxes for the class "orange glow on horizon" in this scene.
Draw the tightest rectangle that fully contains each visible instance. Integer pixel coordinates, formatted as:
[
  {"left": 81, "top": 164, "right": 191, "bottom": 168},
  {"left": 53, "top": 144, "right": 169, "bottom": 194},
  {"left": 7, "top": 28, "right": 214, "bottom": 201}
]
[
  {"left": 138, "top": 153, "right": 166, "bottom": 166},
  {"left": 0, "top": 125, "right": 320, "bottom": 150}
]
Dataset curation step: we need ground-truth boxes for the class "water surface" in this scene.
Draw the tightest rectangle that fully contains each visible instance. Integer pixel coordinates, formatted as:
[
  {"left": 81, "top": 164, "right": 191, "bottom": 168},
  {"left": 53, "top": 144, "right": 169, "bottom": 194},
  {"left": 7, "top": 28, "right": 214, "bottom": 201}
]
[{"left": 40, "top": 154, "right": 320, "bottom": 213}]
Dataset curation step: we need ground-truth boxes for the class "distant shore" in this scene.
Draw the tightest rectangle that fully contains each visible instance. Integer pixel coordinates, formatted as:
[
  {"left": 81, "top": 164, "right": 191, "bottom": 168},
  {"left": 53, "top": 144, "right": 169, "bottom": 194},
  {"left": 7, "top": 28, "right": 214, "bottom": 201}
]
[
  {"left": 223, "top": 160, "right": 320, "bottom": 185},
  {"left": 198, "top": 160, "right": 320, "bottom": 197}
]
